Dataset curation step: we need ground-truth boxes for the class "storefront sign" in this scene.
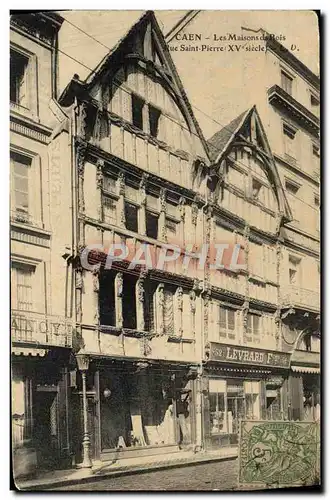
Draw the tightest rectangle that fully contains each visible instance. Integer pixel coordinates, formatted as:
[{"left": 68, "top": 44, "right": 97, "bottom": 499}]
[
  {"left": 209, "top": 342, "right": 290, "bottom": 369},
  {"left": 11, "top": 312, "right": 73, "bottom": 348}
]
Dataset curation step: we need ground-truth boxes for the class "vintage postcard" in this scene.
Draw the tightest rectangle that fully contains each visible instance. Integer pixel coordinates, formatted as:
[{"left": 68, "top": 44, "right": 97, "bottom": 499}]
[{"left": 10, "top": 9, "right": 320, "bottom": 491}]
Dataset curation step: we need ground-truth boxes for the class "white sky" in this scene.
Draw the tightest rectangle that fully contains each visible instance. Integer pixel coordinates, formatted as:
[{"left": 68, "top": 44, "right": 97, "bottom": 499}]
[{"left": 57, "top": 10, "right": 319, "bottom": 138}]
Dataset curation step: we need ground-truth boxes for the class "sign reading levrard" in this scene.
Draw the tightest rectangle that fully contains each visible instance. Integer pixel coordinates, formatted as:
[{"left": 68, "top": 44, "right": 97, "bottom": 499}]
[{"left": 209, "top": 342, "right": 291, "bottom": 368}]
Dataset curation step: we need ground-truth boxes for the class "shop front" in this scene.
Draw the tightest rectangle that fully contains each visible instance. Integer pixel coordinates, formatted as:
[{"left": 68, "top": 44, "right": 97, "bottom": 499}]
[
  {"left": 288, "top": 342, "right": 320, "bottom": 422},
  {"left": 71, "top": 358, "right": 198, "bottom": 464},
  {"left": 12, "top": 349, "right": 71, "bottom": 477},
  {"left": 203, "top": 342, "right": 291, "bottom": 449}
]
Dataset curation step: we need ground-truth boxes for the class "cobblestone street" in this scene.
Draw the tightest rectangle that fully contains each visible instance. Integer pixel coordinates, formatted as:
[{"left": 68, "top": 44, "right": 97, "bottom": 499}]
[{"left": 53, "top": 458, "right": 238, "bottom": 491}]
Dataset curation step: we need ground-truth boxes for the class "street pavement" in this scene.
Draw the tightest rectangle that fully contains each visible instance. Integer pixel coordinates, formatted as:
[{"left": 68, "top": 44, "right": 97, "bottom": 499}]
[{"left": 52, "top": 458, "right": 238, "bottom": 491}]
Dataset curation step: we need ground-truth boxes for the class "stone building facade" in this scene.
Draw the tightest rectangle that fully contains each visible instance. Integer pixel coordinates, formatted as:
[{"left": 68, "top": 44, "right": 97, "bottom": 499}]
[
  {"left": 9, "top": 12, "right": 77, "bottom": 472},
  {"left": 11, "top": 10, "right": 320, "bottom": 472}
]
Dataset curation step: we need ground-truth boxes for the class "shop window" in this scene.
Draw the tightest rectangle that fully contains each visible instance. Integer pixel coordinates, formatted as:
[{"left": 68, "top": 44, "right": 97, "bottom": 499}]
[
  {"left": 149, "top": 105, "right": 161, "bottom": 138},
  {"left": 11, "top": 151, "right": 32, "bottom": 224},
  {"left": 125, "top": 202, "right": 138, "bottom": 232},
  {"left": 266, "top": 388, "right": 281, "bottom": 420},
  {"left": 146, "top": 211, "right": 159, "bottom": 239},
  {"left": 218, "top": 306, "right": 236, "bottom": 341},
  {"left": 132, "top": 94, "right": 144, "bottom": 130},
  {"left": 11, "top": 262, "right": 35, "bottom": 311},
  {"left": 99, "top": 371, "right": 177, "bottom": 450},
  {"left": 281, "top": 70, "right": 293, "bottom": 95},
  {"left": 99, "top": 271, "right": 116, "bottom": 326},
  {"left": 209, "top": 379, "right": 260, "bottom": 438},
  {"left": 244, "top": 381, "right": 260, "bottom": 420},
  {"left": 123, "top": 274, "right": 137, "bottom": 329},
  {"left": 246, "top": 313, "right": 260, "bottom": 345},
  {"left": 10, "top": 49, "right": 29, "bottom": 107},
  {"left": 103, "top": 195, "right": 117, "bottom": 225}
]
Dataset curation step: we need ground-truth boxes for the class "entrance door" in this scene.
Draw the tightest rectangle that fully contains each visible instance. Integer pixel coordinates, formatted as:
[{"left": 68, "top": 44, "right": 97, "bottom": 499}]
[
  {"left": 33, "top": 391, "right": 59, "bottom": 470},
  {"left": 227, "top": 396, "right": 245, "bottom": 443}
]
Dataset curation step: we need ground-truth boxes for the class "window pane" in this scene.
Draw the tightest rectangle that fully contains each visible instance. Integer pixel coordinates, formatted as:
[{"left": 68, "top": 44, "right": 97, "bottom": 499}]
[
  {"left": 254, "top": 315, "right": 260, "bottom": 333},
  {"left": 14, "top": 175, "right": 28, "bottom": 193},
  {"left": 281, "top": 71, "right": 293, "bottom": 95},
  {"left": 227, "top": 309, "right": 235, "bottom": 330},
  {"left": 15, "top": 191, "right": 29, "bottom": 211},
  {"left": 146, "top": 211, "right": 158, "bottom": 239},
  {"left": 149, "top": 105, "right": 161, "bottom": 138},
  {"left": 132, "top": 94, "right": 144, "bottom": 130},
  {"left": 10, "top": 50, "right": 29, "bottom": 106},
  {"left": 219, "top": 307, "right": 227, "bottom": 329},
  {"left": 103, "top": 196, "right": 116, "bottom": 224},
  {"left": 125, "top": 202, "right": 138, "bottom": 232},
  {"left": 15, "top": 266, "right": 34, "bottom": 311}
]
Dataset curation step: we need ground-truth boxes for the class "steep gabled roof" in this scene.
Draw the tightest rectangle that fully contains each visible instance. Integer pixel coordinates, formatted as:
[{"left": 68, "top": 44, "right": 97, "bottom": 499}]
[
  {"left": 207, "top": 109, "right": 250, "bottom": 163},
  {"left": 207, "top": 106, "right": 293, "bottom": 223},
  {"left": 59, "top": 10, "right": 210, "bottom": 161}
]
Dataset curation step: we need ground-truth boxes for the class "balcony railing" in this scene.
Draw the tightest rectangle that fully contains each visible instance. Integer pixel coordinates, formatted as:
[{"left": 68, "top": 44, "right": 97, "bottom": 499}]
[
  {"left": 11, "top": 310, "right": 73, "bottom": 348},
  {"left": 281, "top": 286, "right": 320, "bottom": 311}
]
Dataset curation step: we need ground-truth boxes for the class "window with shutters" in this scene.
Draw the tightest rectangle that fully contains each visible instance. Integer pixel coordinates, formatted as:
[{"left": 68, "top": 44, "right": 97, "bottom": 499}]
[
  {"left": 11, "top": 263, "right": 35, "bottom": 312},
  {"left": 218, "top": 306, "right": 236, "bottom": 341},
  {"left": 10, "top": 49, "right": 29, "bottom": 108},
  {"left": 245, "top": 313, "right": 260, "bottom": 345}
]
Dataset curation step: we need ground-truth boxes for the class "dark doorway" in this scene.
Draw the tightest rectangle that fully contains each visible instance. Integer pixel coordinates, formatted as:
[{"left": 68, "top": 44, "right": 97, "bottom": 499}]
[{"left": 33, "top": 390, "right": 59, "bottom": 470}]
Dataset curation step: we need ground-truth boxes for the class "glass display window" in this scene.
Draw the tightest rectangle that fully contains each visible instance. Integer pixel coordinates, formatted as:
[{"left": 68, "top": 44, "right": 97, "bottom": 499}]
[{"left": 209, "top": 378, "right": 261, "bottom": 436}]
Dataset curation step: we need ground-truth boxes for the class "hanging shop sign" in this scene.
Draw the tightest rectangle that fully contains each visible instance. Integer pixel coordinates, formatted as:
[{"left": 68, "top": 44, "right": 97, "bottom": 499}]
[{"left": 209, "top": 342, "right": 291, "bottom": 369}]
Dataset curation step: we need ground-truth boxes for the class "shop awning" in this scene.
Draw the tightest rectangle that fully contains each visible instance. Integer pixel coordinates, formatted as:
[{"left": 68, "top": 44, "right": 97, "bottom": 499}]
[
  {"left": 291, "top": 365, "right": 320, "bottom": 374},
  {"left": 12, "top": 346, "right": 48, "bottom": 357}
]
